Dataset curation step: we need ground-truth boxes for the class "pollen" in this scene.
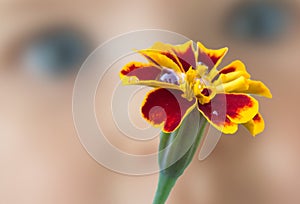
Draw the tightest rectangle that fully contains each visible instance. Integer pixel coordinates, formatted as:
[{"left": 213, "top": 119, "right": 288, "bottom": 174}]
[
  {"left": 182, "top": 67, "right": 215, "bottom": 104},
  {"left": 185, "top": 68, "right": 198, "bottom": 83}
]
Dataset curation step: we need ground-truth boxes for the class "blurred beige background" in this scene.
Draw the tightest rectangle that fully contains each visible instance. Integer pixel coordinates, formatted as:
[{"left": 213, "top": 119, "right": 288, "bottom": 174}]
[{"left": 0, "top": 0, "right": 300, "bottom": 203}]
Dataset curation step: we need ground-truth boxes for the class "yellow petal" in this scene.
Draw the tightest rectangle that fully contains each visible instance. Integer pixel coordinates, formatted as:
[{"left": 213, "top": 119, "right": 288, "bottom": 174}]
[
  {"left": 151, "top": 40, "right": 193, "bottom": 55},
  {"left": 209, "top": 117, "right": 238, "bottom": 135},
  {"left": 226, "top": 94, "right": 259, "bottom": 124},
  {"left": 138, "top": 49, "right": 183, "bottom": 73},
  {"left": 216, "top": 76, "right": 249, "bottom": 93},
  {"left": 219, "top": 60, "right": 248, "bottom": 74},
  {"left": 243, "top": 80, "right": 273, "bottom": 98},
  {"left": 212, "top": 60, "right": 251, "bottom": 84},
  {"left": 243, "top": 113, "right": 265, "bottom": 136}
]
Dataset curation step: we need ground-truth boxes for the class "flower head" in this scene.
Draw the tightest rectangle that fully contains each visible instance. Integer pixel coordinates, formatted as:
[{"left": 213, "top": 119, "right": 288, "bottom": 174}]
[{"left": 120, "top": 41, "right": 272, "bottom": 136}]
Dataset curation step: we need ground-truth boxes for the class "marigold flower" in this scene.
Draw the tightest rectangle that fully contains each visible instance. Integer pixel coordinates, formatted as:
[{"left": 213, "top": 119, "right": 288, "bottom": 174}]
[{"left": 120, "top": 41, "right": 272, "bottom": 136}]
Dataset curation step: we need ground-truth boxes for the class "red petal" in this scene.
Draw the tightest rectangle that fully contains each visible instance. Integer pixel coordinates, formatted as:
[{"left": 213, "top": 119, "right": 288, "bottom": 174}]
[
  {"left": 225, "top": 94, "right": 258, "bottom": 123},
  {"left": 197, "top": 42, "right": 228, "bottom": 70},
  {"left": 198, "top": 94, "right": 235, "bottom": 133},
  {"left": 141, "top": 88, "right": 196, "bottom": 132},
  {"left": 150, "top": 41, "right": 197, "bottom": 72},
  {"left": 198, "top": 93, "right": 258, "bottom": 134},
  {"left": 120, "top": 62, "right": 161, "bottom": 81},
  {"left": 170, "top": 41, "right": 197, "bottom": 72}
]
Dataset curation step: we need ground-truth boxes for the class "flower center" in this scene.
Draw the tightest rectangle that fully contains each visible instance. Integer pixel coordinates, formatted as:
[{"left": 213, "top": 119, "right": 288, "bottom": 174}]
[
  {"left": 157, "top": 65, "right": 216, "bottom": 104},
  {"left": 182, "top": 65, "right": 216, "bottom": 104}
]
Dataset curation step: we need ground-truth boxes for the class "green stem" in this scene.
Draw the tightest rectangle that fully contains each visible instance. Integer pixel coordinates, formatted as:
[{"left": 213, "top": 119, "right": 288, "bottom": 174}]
[
  {"left": 152, "top": 109, "right": 208, "bottom": 204},
  {"left": 153, "top": 174, "right": 177, "bottom": 204}
]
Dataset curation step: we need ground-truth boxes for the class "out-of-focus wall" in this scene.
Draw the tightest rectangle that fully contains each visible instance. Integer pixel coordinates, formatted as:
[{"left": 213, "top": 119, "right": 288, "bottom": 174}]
[{"left": 0, "top": 0, "right": 299, "bottom": 204}]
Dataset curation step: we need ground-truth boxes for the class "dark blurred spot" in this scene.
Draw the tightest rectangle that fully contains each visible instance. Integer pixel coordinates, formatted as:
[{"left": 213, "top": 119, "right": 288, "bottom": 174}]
[
  {"left": 22, "top": 27, "right": 91, "bottom": 77},
  {"left": 225, "top": 1, "right": 288, "bottom": 42},
  {"left": 201, "top": 88, "right": 211, "bottom": 97}
]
